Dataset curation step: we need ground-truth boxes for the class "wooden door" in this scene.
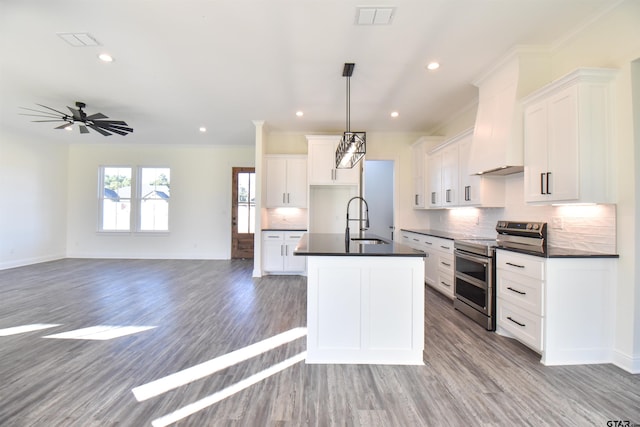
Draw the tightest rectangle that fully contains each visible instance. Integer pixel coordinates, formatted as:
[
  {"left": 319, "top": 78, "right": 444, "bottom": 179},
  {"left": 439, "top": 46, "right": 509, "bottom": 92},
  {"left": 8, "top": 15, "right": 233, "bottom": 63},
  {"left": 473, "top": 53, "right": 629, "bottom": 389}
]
[{"left": 231, "top": 167, "right": 255, "bottom": 259}]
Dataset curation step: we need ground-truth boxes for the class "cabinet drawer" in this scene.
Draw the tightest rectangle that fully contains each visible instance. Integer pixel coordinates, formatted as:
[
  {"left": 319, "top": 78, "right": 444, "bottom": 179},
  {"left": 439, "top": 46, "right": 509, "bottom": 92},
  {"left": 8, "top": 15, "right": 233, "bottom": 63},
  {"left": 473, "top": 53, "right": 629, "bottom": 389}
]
[
  {"left": 422, "top": 236, "right": 454, "bottom": 254},
  {"left": 263, "top": 231, "right": 284, "bottom": 241},
  {"left": 497, "top": 270, "right": 544, "bottom": 316},
  {"left": 284, "top": 231, "right": 305, "bottom": 242},
  {"left": 435, "top": 271, "right": 455, "bottom": 299},
  {"left": 497, "top": 300, "right": 543, "bottom": 352},
  {"left": 437, "top": 253, "right": 454, "bottom": 274},
  {"left": 497, "top": 250, "right": 544, "bottom": 280}
]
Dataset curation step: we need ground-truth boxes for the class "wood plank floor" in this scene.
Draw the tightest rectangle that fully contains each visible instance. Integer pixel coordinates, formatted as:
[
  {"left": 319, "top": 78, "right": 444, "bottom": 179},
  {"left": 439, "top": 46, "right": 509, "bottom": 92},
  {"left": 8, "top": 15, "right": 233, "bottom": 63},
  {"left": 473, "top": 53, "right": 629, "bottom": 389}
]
[{"left": 0, "top": 258, "right": 638, "bottom": 426}]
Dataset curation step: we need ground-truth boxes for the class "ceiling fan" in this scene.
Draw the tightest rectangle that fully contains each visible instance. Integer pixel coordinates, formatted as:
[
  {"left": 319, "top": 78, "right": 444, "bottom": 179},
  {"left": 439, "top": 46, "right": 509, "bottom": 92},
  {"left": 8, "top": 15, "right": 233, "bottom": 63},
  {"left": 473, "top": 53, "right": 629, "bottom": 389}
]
[{"left": 20, "top": 101, "right": 133, "bottom": 136}]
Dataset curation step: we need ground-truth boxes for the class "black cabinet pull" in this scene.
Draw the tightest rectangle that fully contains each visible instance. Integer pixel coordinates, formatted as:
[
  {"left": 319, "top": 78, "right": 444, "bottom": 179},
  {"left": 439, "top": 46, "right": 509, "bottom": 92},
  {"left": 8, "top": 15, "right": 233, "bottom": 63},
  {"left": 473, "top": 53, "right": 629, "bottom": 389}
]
[
  {"left": 440, "top": 245, "right": 450, "bottom": 250},
  {"left": 415, "top": 194, "right": 419, "bottom": 205},
  {"left": 540, "top": 173, "right": 545, "bottom": 195},
  {"left": 446, "top": 189, "right": 451, "bottom": 203},
  {"left": 506, "top": 262, "right": 525, "bottom": 269},
  {"left": 441, "top": 262, "right": 451, "bottom": 267},
  {"left": 464, "top": 185, "right": 471, "bottom": 201},
  {"left": 441, "top": 281, "right": 451, "bottom": 287},
  {"left": 431, "top": 192, "right": 436, "bottom": 204},
  {"left": 507, "top": 316, "right": 526, "bottom": 327},
  {"left": 507, "top": 286, "right": 526, "bottom": 295},
  {"left": 546, "top": 172, "right": 552, "bottom": 194}
]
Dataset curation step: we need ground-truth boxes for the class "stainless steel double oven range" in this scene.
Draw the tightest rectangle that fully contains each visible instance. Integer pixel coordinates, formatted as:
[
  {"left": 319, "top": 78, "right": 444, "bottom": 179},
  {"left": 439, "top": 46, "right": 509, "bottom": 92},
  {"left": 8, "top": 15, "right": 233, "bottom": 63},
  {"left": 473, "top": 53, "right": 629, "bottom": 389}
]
[{"left": 453, "top": 221, "right": 547, "bottom": 330}]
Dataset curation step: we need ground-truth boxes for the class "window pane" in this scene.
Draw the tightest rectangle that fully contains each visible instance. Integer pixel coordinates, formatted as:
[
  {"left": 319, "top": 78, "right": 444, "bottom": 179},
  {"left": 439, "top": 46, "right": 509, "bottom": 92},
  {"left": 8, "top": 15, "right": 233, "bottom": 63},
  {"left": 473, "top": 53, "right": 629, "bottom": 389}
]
[
  {"left": 140, "top": 167, "right": 170, "bottom": 231},
  {"left": 101, "top": 167, "right": 132, "bottom": 231},
  {"left": 236, "top": 172, "right": 255, "bottom": 234}
]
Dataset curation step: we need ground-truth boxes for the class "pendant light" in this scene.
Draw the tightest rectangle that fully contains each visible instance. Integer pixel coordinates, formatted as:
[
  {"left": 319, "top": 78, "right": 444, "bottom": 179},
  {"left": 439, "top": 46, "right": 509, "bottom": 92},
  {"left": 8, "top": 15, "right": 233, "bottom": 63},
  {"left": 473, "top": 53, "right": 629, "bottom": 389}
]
[{"left": 335, "top": 63, "right": 366, "bottom": 169}]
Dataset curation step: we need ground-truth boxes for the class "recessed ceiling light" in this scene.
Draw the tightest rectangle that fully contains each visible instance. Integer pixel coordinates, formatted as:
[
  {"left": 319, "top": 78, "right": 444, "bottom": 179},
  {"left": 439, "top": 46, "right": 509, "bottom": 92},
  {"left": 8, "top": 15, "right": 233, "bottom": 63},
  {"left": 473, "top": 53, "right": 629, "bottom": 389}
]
[
  {"left": 199, "top": 127, "right": 207, "bottom": 132},
  {"left": 296, "top": 111, "right": 304, "bottom": 117},
  {"left": 427, "top": 62, "right": 440, "bottom": 71},
  {"left": 390, "top": 111, "right": 399, "bottom": 118},
  {"left": 98, "top": 53, "right": 114, "bottom": 62}
]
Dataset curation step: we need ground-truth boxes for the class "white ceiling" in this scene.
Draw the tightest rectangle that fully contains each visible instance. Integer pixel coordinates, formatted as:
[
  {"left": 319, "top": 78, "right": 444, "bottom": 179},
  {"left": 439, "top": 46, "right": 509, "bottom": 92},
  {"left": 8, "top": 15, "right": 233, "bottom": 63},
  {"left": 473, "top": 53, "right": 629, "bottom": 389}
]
[{"left": 0, "top": 0, "right": 621, "bottom": 145}]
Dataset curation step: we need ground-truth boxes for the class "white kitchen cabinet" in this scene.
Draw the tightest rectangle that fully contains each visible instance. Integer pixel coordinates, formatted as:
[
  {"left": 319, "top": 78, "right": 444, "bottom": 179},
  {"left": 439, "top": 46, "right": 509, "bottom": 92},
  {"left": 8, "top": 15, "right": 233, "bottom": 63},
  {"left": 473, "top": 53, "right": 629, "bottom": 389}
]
[
  {"left": 262, "top": 231, "right": 306, "bottom": 274},
  {"left": 426, "top": 141, "right": 458, "bottom": 208},
  {"left": 398, "top": 230, "right": 454, "bottom": 299},
  {"left": 307, "top": 135, "right": 360, "bottom": 186},
  {"left": 457, "top": 129, "right": 505, "bottom": 207},
  {"left": 523, "top": 68, "right": 616, "bottom": 204},
  {"left": 411, "top": 140, "right": 426, "bottom": 208},
  {"left": 496, "top": 249, "right": 617, "bottom": 366},
  {"left": 411, "top": 136, "right": 443, "bottom": 209},
  {"left": 440, "top": 144, "right": 459, "bottom": 207},
  {"left": 265, "top": 155, "right": 307, "bottom": 208},
  {"left": 427, "top": 152, "right": 442, "bottom": 208}
]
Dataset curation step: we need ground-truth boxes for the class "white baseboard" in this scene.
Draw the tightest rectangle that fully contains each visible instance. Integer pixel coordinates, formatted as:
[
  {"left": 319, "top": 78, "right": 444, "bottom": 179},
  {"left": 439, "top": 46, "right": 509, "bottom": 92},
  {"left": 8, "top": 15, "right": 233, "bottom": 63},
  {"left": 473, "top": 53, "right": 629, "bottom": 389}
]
[
  {"left": 612, "top": 349, "right": 640, "bottom": 374},
  {"left": 0, "top": 253, "right": 65, "bottom": 271}
]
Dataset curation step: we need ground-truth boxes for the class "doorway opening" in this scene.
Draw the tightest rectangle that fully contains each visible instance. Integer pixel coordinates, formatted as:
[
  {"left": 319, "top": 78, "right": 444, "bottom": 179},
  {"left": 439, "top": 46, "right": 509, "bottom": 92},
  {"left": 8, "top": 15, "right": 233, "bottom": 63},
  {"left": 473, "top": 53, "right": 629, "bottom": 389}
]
[
  {"left": 231, "top": 167, "right": 255, "bottom": 259},
  {"left": 364, "top": 160, "right": 395, "bottom": 240}
]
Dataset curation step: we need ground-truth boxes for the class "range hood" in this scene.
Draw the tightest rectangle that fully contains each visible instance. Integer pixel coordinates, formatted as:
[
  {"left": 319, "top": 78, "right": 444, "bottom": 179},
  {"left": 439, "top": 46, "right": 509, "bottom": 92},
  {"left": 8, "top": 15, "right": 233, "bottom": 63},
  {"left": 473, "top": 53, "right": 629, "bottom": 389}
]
[{"left": 468, "top": 48, "right": 550, "bottom": 176}]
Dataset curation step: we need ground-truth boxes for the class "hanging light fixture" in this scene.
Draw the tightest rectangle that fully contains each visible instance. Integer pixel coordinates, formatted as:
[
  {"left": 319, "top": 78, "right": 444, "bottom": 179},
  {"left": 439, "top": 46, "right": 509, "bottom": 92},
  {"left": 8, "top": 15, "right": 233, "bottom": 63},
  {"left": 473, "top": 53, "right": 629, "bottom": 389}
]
[{"left": 335, "top": 63, "right": 366, "bottom": 169}]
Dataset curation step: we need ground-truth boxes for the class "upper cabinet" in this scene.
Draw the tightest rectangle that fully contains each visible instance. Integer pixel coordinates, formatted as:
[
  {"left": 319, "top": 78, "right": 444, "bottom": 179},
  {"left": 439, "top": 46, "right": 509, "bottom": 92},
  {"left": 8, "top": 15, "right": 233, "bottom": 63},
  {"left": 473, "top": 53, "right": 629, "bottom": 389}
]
[
  {"left": 307, "top": 135, "right": 359, "bottom": 186},
  {"left": 265, "top": 155, "right": 307, "bottom": 208},
  {"left": 426, "top": 129, "right": 504, "bottom": 209},
  {"left": 412, "top": 136, "right": 443, "bottom": 209},
  {"left": 522, "top": 68, "right": 617, "bottom": 204}
]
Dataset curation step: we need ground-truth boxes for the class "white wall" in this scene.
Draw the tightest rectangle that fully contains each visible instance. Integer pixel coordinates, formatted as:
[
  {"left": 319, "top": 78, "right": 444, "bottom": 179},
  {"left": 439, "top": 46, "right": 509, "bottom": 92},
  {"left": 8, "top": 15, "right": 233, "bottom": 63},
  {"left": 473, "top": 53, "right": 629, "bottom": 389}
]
[
  {"left": 0, "top": 132, "right": 68, "bottom": 269},
  {"left": 66, "top": 143, "right": 254, "bottom": 260}
]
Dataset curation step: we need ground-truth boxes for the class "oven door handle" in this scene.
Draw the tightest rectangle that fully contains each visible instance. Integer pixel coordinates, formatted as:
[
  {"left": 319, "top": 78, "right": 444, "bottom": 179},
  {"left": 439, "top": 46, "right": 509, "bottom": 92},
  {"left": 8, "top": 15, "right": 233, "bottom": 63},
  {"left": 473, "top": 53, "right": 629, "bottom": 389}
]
[{"left": 454, "top": 249, "right": 489, "bottom": 267}]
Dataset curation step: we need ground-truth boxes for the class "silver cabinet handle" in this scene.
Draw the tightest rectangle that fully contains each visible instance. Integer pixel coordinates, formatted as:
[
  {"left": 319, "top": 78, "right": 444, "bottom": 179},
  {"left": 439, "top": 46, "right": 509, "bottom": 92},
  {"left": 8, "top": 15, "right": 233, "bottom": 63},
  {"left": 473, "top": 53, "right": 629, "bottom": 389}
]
[
  {"left": 464, "top": 185, "right": 471, "bottom": 201},
  {"left": 287, "top": 193, "right": 290, "bottom": 203},
  {"left": 446, "top": 189, "right": 451, "bottom": 203},
  {"left": 441, "top": 262, "right": 451, "bottom": 267},
  {"left": 440, "top": 245, "right": 450, "bottom": 250},
  {"left": 283, "top": 193, "right": 286, "bottom": 203},
  {"left": 415, "top": 194, "right": 419, "bottom": 206},
  {"left": 431, "top": 192, "right": 436, "bottom": 204},
  {"left": 441, "top": 281, "right": 451, "bottom": 287}
]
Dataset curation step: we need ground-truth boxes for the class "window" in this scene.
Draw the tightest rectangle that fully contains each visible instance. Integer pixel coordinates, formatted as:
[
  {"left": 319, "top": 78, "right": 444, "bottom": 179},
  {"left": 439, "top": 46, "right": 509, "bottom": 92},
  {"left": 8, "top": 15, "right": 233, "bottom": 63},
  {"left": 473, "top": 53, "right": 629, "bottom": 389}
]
[
  {"left": 236, "top": 171, "right": 255, "bottom": 234},
  {"left": 99, "top": 166, "right": 170, "bottom": 232}
]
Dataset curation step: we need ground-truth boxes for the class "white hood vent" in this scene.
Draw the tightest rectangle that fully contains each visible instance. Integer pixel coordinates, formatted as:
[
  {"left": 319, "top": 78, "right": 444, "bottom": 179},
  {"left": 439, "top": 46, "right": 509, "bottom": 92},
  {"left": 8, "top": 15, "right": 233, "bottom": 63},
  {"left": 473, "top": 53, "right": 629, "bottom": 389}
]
[{"left": 468, "top": 48, "right": 550, "bottom": 176}]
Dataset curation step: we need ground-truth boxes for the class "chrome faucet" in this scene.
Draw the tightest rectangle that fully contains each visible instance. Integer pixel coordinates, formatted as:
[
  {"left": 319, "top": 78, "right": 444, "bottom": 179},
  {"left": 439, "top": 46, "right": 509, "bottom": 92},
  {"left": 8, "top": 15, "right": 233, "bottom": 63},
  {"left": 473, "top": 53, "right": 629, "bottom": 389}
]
[{"left": 345, "top": 196, "right": 370, "bottom": 244}]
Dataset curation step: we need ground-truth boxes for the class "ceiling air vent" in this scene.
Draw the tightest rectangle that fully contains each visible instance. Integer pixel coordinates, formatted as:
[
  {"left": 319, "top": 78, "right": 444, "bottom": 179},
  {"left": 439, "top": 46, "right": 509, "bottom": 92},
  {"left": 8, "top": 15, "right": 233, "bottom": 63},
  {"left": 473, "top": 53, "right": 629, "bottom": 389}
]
[
  {"left": 57, "top": 32, "right": 100, "bottom": 47},
  {"left": 356, "top": 7, "right": 396, "bottom": 25}
]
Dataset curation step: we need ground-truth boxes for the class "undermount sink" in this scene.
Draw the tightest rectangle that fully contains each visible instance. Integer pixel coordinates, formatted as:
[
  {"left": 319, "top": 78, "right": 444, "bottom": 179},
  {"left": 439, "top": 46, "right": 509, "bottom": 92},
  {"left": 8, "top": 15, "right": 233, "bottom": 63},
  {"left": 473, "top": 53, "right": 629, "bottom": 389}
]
[{"left": 351, "top": 238, "right": 388, "bottom": 245}]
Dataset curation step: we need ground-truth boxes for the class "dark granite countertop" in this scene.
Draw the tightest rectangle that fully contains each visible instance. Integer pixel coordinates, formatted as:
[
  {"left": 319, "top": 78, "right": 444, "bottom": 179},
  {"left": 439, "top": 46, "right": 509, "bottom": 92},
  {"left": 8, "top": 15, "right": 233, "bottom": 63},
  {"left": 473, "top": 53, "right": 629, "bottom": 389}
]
[
  {"left": 497, "top": 246, "right": 619, "bottom": 259},
  {"left": 294, "top": 233, "right": 426, "bottom": 257},
  {"left": 400, "top": 228, "right": 487, "bottom": 241},
  {"left": 262, "top": 228, "right": 307, "bottom": 232}
]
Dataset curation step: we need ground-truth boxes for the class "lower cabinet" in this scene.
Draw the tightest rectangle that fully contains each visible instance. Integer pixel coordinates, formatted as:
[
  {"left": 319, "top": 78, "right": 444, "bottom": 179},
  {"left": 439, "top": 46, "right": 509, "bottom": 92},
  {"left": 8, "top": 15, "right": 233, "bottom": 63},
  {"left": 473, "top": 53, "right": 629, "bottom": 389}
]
[
  {"left": 496, "top": 249, "right": 617, "bottom": 366},
  {"left": 262, "top": 231, "right": 306, "bottom": 274},
  {"left": 398, "top": 230, "right": 454, "bottom": 299}
]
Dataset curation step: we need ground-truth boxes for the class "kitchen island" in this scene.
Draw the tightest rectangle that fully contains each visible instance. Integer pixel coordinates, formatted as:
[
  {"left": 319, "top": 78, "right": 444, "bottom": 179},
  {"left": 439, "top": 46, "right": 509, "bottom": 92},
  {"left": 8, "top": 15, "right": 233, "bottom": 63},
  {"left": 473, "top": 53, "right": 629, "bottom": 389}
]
[{"left": 294, "top": 233, "right": 426, "bottom": 365}]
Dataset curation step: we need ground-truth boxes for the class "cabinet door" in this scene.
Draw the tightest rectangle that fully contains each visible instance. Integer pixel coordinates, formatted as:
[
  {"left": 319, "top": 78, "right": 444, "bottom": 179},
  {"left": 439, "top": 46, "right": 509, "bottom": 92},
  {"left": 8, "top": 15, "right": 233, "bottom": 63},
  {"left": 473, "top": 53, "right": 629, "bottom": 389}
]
[
  {"left": 546, "top": 86, "right": 579, "bottom": 202},
  {"left": 441, "top": 144, "right": 459, "bottom": 206},
  {"left": 308, "top": 139, "right": 359, "bottom": 186},
  {"left": 458, "top": 133, "right": 482, "bottom": 205},
  {"left": 265, "top": 157, "right": 288, "bottom": 207},
  {"left": 263, "top": 232, "right": 284, "bottom": 271},
  {"left": 308, "top": 141, "right": 336, "bottom": 185},
  {"left": 284, "top": 231, "right": 306, "bottom": 272},
  {"left": 524, "top": 101, "right": 550, "bottom": 202},
  {"left": 286, "top": 158, "right": 308, "bottom": 207},
  {"left": 427, "top": 152, "right": 442, "bottom": 207},
  {"left": 411, "top": 142, "right": 426, "bottom": 208}
]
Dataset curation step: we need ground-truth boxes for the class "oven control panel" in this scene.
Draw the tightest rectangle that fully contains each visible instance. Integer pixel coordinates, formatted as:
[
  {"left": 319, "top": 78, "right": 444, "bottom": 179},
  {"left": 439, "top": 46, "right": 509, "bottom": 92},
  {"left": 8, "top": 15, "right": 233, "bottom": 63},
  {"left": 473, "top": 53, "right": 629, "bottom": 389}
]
[{"left": 496, "top": 221, "right": 547, "bottom": 237}]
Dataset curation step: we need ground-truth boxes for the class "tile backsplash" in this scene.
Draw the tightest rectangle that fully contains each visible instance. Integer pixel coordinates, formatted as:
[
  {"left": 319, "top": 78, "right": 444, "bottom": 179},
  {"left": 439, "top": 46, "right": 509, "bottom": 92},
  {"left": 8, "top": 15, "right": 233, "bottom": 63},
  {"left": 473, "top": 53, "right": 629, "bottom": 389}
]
[
  {"left": 263, "top": 208, "right": 308, "bottom": 230},
  {"left": 428, "top": 204, "right": 617, "bottom": 254}
]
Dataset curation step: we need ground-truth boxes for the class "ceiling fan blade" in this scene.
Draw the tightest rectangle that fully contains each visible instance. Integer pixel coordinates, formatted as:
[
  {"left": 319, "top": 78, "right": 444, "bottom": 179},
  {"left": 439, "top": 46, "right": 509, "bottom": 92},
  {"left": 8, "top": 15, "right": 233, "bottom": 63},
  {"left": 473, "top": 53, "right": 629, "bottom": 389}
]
[
  {"left": 86, "top": 112, "right": 108, "bottom": 120},
  {"left": 20, "top": 114, "right": 65, "bottom": 120},
  {"left": 94, "top": 119, "right": 128, "bottom": 126},
  {"left": 101, "top": 126, "right": 129, "bottom": 136},
  {"left": 79, "top": 125, "right": 90, "bottom": 134},
  {"left": 19, "top": 109, "right": 62, "bottom": 118},
  {"left": 55, "top": 123, "right": 72, "bottom": 129},
  {"left": 35, "top": 103, "right": 68, "bottom": 116},
  {"left": 31, "top": 119, "right": 66, "bottom": 123},
  {"left": 87, "top": 124, "right": 111, "bottom": 136},
  {"left": 67, "top": 106, "right": 82, "bottom": 121},
  {"left": 93, "top": 122, "right": 133, "bottom": 133}
]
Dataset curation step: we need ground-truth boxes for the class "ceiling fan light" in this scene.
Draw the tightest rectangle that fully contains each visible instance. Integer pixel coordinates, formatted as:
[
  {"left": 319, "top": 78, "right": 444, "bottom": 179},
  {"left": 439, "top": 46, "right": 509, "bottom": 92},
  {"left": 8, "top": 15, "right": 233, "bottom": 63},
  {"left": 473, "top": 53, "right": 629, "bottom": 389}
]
[{"left": 98, "top": 53, "right": 114, "bottom": 62}]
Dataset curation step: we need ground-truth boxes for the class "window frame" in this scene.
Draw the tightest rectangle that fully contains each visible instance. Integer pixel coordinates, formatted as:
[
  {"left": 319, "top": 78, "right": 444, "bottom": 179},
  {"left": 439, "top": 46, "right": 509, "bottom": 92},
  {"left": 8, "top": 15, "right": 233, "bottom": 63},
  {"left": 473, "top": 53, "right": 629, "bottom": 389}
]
[{"left": 97, "top": 165, "right": 171, "bottom": 234}]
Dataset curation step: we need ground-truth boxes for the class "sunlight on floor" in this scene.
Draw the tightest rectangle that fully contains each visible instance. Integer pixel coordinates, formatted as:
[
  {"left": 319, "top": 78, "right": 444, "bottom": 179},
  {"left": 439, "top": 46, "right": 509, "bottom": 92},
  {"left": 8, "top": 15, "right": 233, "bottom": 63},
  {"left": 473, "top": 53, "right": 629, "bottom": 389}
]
[
  {"left": 43, "top": 325, "right": 157, "bottom": 340},
  {"left": 131, "top": 327, "right": 308, "bottom": 426},
  {"left": 0, "top": 323, "right": 61, "bottom": 336}
]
